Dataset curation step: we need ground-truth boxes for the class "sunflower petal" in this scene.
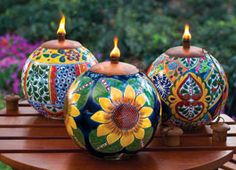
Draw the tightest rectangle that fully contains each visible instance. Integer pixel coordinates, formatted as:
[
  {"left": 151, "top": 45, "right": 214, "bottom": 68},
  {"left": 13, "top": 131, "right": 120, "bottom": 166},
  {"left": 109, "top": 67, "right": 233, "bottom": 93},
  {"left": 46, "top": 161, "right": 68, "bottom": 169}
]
[
  {"left": 69, "top": 116, "right": 77, "bottom": 129},
  {"left": 66, "top": 124, "right": 73, "bottom": 136},
  {"left": 65, "top": 116, "right": 77, "bottom": 136},
  {"left": 72, "top": 94, "right": 80, "bottom": 103},
  {"left": 124, "top": 85, "right": 135, "bottom": 104},
  {"left": 99, "top": 98, "right": 115, "bottom": 113},
  {"left": 68, "top": 81, "right": 79, "bottom": 93},
  {"left": 133, "top": 128, "right": 145, "bottom": 139},
  {"left": 69, "top": 105, "right": 80, "bottom": 117},
  {"left": 110, "top": 87, "right": 123, "bottom": 105},
  {"left": 106, "top": 132, "right": 121, "bottom": 145},
  {"left": 141, "top": 118, "right": 152, "bottom": 128},
  {"left": 97, "top": 124, "right": 113, "bottom": 137},
  {"left": 139, "top": 107, "right": 153, "bottom": 118},
  {"left": 135, "top": 93, "right": 146, "bottom": 109},
  {"left": 120, "top": 133, "right": 134, "bottom": 147},
  {"left": 91, "top": 111, "right": 111, "bottom": 123}
]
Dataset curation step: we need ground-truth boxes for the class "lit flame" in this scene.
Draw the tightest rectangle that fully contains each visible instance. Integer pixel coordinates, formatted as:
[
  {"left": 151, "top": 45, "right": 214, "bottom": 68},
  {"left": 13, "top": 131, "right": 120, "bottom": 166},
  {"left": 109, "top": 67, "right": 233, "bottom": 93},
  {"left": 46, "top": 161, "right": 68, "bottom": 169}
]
[
  {"left": 57, "top": 15, "right": 66, "bottom": 35},
  {"left": 182, "top": 24, "right": 191, "bottom": 40},
  {"left": 110, "top": 36, "right": 120, "bottom": 58}
]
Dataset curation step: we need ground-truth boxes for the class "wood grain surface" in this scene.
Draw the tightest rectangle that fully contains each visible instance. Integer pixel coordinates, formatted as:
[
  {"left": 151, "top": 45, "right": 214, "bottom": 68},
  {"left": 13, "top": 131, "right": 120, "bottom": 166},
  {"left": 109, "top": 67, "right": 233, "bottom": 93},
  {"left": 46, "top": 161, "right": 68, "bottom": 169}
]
[{"left": 0, "top": 103, "right": 235, "bottom": 170}]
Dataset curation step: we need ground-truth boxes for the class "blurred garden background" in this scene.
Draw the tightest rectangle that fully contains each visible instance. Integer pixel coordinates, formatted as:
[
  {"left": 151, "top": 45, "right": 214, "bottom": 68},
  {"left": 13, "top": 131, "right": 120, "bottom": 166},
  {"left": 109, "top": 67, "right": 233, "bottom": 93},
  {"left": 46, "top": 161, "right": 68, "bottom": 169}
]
[{"left": 0, "top": 0, "right": 236, "bottom": 118}]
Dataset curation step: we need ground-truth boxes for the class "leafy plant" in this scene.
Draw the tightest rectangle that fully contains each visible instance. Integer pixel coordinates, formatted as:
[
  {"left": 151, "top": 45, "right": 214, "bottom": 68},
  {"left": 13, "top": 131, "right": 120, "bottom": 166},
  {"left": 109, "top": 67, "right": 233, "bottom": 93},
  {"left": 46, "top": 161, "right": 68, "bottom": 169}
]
[{"left": 0, "top": 0, "right": 235, "bottom": 105}]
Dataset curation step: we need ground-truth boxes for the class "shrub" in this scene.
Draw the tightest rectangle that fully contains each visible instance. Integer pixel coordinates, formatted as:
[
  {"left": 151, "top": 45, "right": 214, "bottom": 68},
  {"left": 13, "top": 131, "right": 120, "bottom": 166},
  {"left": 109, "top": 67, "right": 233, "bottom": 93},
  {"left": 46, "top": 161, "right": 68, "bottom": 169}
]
[{"left": 0, "top": 0, "right": 235, "bottom": 106}]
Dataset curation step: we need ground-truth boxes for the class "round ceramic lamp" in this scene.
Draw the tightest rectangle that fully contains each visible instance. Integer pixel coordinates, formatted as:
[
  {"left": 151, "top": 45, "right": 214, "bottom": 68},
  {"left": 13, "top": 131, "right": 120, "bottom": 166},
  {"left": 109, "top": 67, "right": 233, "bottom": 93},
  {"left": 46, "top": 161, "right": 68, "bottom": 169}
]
[
  {"left": 21, "top": 16, "right": 97, "bottom": 119},
  {"left": 64, "top": 37, "right": 162, "bottom": 160},
  {"left": 147, "top": 24, "right": 228, "bottom": 130}
]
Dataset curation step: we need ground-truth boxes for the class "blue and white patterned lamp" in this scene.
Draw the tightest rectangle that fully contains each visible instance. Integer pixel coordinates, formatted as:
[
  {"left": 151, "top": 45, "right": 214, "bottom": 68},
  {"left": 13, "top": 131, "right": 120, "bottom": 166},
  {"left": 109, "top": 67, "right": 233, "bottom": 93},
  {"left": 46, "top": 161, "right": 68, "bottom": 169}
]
[{"left": 21, "top": 15, "right": 97, "bottom": 119}]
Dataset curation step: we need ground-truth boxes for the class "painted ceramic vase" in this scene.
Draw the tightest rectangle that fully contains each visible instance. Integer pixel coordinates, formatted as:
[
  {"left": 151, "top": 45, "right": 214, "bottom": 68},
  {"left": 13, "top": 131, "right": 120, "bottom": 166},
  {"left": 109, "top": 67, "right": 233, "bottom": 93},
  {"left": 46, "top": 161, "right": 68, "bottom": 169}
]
[
  {"left": 21, "top": 40, "right": 97, "bottom": 119},
  {"left": 147, "top": 49, "right": 228, "bottom": 130},
  {"left": 64, "top": 38, "right": 161, "bottom": 159}
]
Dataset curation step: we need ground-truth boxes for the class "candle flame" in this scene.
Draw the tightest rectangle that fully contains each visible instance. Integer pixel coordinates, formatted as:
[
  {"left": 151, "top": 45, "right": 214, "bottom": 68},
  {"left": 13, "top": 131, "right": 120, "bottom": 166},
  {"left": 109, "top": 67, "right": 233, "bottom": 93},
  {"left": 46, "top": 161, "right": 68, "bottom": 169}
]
[
  {"left": 182, "top": 24, "right": 191, "bottom": 41},
  {"left": 57, "top": 15, "right": 66, "bottom": 35},
  {"left": 110, "top": 36, "right": 120, "bottom": 58}
]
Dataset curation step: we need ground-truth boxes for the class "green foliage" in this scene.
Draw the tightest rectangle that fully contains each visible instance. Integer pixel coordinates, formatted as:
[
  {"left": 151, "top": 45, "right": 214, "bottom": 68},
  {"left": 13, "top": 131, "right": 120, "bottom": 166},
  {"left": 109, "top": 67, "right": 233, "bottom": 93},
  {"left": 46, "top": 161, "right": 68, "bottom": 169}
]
[
  {"left": 0, "top": 0, "right": 235, "bottom": 103},
  {"left": 0, "top": 161, "right": 12, "bottom": 170},
  {"left": 0, "top": 93, "right": 5, "bottom": 110}
]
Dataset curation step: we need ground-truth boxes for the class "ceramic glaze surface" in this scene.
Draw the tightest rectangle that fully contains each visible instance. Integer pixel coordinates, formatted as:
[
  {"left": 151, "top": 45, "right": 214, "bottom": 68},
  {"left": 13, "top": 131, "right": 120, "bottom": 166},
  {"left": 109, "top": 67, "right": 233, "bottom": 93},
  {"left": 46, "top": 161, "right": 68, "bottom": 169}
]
[
  {"left": 147, "top": 51, "right": 228, "bottom": 130},
  {"left": 64, "top": 71, "right": 161, "bottom": 159},
  {"left": 21, "top": 47, "right": 97, "bottom": 119}
]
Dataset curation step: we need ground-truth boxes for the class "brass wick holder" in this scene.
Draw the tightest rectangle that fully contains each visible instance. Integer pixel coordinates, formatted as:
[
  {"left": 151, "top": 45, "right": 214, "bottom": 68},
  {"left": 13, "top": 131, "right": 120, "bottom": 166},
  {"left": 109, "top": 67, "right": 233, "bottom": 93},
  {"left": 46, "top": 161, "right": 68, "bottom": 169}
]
[
  {"left": 182, "top": 39, "right": 190, "bottom": 50},
  {"left": 110, "top": 57, "right": 119, "bottom": 64},
  {"left": 4, "top": 94, "right": 20, "bottom": 113},
  {"left": 57, "top": 33, "right": 65, "bottom": 42},
  {"left": 211, "top": 116, "right": 230, "bottom": 143}
]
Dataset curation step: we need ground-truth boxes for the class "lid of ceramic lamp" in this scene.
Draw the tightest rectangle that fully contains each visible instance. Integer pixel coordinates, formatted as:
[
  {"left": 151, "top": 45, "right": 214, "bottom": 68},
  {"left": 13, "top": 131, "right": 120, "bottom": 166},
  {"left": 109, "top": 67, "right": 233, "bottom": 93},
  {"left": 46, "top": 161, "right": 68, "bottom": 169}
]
[
  {"left": 165, "top": 24, "right": 204, "bottom": 58},
  {"left": 90, "top": 37, "right": 139, "bottom": 76},
  {"left": 41, "top": 40, "right": 82, "bottom": 49},
  {"left": 165, "top": 46, "right": 204, "bottom": 58}
]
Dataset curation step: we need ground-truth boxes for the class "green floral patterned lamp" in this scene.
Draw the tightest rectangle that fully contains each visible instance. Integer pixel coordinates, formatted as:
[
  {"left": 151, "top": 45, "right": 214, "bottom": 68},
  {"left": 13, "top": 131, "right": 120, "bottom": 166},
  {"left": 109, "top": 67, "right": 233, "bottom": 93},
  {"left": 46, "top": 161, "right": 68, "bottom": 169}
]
[{"left": 64, "top": 37, "right": 162, "bottom": 160}]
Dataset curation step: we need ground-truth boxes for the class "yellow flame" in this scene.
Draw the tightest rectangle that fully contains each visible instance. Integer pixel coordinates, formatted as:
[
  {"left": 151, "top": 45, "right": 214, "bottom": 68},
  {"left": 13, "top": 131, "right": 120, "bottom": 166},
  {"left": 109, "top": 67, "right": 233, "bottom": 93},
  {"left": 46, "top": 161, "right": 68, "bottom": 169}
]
[
  {"left": 110, "top": 36, "right": 120, "bottom": 58},
  {"left": 57, "top": 15, "right": 66, "bottom": 35},
  {"left": 182, "top": 24, "right": 191, "bottom": 40}
]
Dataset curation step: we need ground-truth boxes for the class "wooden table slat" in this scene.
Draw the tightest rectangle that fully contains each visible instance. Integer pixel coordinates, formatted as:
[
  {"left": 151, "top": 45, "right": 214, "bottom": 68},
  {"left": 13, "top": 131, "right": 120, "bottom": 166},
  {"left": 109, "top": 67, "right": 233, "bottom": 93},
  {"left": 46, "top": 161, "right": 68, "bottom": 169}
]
[
  {"left": 0, "top": 107, "right": 39, "bottom": 116},
  {"left": 0, "top": 116, "right": 64, "bottom": 127},
  {"left": 0, "top": 136, "right": 234, "bottom": 153},
  {"left": 0, "top": 127, "right": 68, "bottom": 139},
  {"left": 0, "top": 123, "right": 236, "bottom": 138}
]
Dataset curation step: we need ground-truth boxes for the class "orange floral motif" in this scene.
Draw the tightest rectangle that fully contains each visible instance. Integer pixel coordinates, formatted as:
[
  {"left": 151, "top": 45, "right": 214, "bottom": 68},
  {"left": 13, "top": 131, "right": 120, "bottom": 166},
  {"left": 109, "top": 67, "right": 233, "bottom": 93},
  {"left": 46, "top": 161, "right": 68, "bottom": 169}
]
[{"left": 168, "top": 73, "right": 210, "bottom": 122}]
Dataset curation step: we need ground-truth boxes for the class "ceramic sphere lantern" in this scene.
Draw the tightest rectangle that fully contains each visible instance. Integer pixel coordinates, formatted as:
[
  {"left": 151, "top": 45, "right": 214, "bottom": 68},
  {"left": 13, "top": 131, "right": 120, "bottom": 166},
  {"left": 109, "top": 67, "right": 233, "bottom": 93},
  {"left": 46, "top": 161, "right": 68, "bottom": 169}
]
[
  {"left": 64, "top": 37, "right": 162, "bottom": 160},
  {"left": 147, "top": 25, "right": 228, "bottom": 130},
  {"left": 21, "top": 16, "right": 97, "bottom": 119}
]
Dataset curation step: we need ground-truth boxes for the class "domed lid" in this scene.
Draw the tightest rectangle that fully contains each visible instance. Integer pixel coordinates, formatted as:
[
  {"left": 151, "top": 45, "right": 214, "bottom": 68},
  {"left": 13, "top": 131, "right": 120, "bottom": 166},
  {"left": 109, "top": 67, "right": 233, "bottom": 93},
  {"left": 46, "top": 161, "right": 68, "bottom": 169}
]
[
  {"left": 90, "top": 36, "right": 139, "bottom": 76},
  {"left": 41, "top": 40, "right": 82, "bottom": 49},
  {"left": 165, "top": 24, "right": 204, "bottom": 58},
  {"left": 165, "top": 46, "right": 204, "bottom": 58}
]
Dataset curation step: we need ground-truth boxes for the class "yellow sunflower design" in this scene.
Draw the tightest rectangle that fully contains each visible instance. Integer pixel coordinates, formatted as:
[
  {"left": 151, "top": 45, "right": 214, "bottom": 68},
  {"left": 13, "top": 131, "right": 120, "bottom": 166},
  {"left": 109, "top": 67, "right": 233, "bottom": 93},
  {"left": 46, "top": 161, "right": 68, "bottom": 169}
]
[
  {"left": 91, "top": 85, "right": 153, "bottom": 148},
  {"left": 65, "top": 80, "right": 80, "bottom": 136}
]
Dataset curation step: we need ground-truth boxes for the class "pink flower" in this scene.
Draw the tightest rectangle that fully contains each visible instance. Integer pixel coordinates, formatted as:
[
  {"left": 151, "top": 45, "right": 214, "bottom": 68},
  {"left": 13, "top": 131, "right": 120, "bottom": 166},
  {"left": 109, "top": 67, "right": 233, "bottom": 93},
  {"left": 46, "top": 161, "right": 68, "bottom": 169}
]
[
  {"left": 12, "top": 79, "right": 20, "bottom": 94},
  {"left": 0, "top": 57, "right": 18, "bottom": 69},
  {"left": 0, "top": 34, "right": 40, "bottom": 94}
]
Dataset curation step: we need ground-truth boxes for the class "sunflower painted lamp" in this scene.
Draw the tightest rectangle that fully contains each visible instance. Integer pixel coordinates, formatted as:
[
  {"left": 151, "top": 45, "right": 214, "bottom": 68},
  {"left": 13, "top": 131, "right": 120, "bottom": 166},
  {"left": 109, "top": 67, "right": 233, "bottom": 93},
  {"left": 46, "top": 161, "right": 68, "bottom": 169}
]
[
  {"left": 147, "top": 24, "right": 228, "bottom": 130},
  {"left": 21, "top": 15, "right": 97, "bottom": 119},
  {"left": 64, "top": 37, "right": 161, "bottom": 160}
]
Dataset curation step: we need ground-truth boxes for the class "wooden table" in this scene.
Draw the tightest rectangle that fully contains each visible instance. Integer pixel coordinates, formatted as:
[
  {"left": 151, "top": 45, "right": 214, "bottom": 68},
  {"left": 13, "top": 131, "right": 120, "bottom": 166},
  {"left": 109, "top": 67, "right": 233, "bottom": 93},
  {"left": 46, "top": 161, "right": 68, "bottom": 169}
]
[{"left": 0, "top": 101, "right": 235, "bottom": 170}]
